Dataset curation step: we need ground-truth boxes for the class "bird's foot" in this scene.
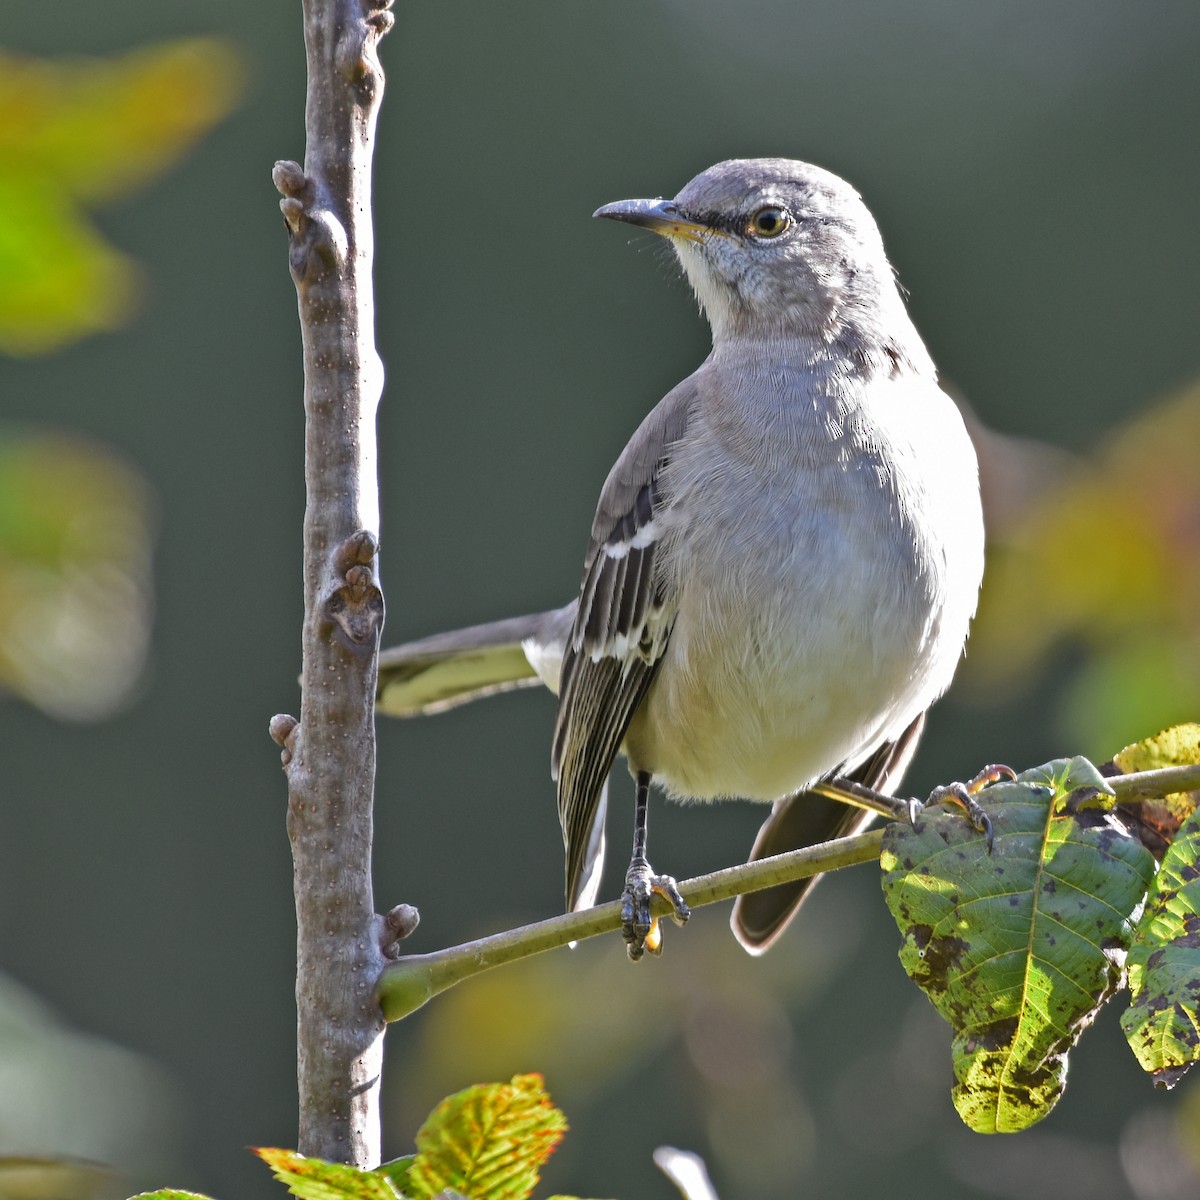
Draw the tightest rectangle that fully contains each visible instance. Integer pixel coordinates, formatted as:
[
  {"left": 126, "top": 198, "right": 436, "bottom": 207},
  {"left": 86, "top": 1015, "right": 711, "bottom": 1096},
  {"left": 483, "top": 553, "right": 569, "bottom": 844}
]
[
  {"left": 924, "top": 764, "right": 1015, "bottom": 853},
  {"left": 621, "top": 857, "right": 690, "bottom": 961}
]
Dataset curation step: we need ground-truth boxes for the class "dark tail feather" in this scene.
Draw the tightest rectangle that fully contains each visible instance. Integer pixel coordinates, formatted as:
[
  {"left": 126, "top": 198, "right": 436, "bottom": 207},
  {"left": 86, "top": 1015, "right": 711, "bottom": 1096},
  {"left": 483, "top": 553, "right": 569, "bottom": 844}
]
[{"left": 730, "top": 712, "right": 926, "bottom": 954}]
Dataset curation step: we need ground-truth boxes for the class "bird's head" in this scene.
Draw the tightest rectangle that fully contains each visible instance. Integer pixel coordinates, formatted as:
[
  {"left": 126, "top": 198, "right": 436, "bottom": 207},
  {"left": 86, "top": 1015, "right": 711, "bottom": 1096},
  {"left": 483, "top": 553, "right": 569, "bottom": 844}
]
[{"left": 595, "top": 158, "right": 911, "bottom": 351}]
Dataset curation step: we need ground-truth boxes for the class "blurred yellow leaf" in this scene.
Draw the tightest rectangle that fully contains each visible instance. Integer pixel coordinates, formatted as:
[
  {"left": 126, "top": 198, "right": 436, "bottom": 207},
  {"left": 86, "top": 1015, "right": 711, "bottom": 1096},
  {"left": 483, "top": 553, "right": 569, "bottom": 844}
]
[
  {"left": 0, "top": 429, "right": 154, "bottom": 719},
  {"left": 0, "top": 1157, "right": 115, "bottom": 1200},
  {"left": 0, "top": 39, "right": 243, "bottom": 354},
  {"left": 966, "top": 382, "right": 1200, "bottom": 750}
]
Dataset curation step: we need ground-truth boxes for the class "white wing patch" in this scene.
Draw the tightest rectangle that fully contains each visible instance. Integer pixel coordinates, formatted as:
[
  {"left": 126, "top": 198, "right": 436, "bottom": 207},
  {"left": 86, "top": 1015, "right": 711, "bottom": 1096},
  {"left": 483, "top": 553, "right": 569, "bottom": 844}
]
[{"left": 602, "top": 519, "right": 661, "bottom": 560}]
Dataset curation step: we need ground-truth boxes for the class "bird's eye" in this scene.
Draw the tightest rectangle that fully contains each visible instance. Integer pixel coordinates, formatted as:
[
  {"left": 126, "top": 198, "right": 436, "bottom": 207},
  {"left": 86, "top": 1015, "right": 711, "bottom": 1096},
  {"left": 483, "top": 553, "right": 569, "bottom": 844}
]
[{"left": 747, "top": 206, "right": 790, "bottom": 239}]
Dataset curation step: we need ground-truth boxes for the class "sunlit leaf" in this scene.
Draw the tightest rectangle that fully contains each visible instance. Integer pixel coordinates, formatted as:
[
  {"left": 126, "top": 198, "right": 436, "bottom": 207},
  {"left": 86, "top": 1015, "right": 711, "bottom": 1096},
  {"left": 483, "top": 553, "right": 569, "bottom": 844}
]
[
  {"left": 254, "top": 1148, "right": 402, "bottom": 1200},
  {"left": 880, "top": 757, "right": 1156, "bottom": 1132},
  {"left": 0, "top": 39, "right": 243, "bottom": 353},
  {"left": 0, "top": 428, "right": 154, "bottom": 719},
  {"left": 127, "top": 1192, "right": 214, "bottom": 1200},
  {"left": 1105, "top": 723, "right": 1200, "bottom": 857},
  {"left": 1121, "top": 806, "right": 1200, "bottom": 1087},
  {"left": 406, "top": 1074, "right": 566, "bottom": 1200}
]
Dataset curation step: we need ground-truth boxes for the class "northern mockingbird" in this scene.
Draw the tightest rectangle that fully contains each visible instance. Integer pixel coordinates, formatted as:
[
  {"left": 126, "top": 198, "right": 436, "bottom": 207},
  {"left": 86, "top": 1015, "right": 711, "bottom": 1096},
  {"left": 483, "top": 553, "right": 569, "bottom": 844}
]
[{"left": 379, "top": 158, "right": 985, "bottom": 959}]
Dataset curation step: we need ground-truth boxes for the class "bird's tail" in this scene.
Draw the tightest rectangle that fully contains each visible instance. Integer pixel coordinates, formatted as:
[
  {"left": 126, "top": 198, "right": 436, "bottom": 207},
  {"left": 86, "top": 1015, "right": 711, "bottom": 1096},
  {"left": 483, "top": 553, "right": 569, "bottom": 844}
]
[
  {"left": 730, "top": 711, "right": 925, "bottom": 954},
  {"left": 376, "top": 607, "right": 571, "bottom": 717}
]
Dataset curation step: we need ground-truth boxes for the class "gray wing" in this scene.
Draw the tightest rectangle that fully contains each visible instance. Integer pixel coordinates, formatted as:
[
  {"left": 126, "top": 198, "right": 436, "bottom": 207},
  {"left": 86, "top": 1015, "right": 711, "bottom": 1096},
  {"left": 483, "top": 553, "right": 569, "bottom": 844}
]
[
  {"left": 730, "top": 711, "right": 926, "bottom": 954},
  {"left": 553, "top": 376, "right": 698, "bottom": 909}
]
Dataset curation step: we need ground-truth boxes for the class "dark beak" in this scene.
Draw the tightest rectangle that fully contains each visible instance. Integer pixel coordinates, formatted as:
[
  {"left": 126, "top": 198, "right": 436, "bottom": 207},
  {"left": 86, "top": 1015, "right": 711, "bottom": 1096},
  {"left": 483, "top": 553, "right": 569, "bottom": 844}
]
[{"left": 593, "top": 198, "right": 717, "bottom": 243}]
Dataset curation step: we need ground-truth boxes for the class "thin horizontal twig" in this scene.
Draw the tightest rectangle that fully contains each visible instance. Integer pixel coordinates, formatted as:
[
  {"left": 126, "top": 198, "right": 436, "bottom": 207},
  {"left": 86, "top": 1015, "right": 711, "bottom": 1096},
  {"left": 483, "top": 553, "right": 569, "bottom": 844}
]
[{"left": 378, "top": 759, "right": 1200, "bottom": 1023}]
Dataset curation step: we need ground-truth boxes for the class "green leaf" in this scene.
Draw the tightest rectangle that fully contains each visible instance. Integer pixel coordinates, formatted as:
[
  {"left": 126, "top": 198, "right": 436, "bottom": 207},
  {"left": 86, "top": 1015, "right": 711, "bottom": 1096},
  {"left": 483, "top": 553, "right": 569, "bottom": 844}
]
[
  {"left": 375, "top": 1157, "right": 416, "bottom": 1194},
  {"left": 127, "top": 1193, "right": 215, "bottom": 1200},
  {"left": 1121, "top": 806, "right": 1200, "bottom": 1086},
  {"left": 881, "top": 757, "right": 1156, "bottom": 1132},
  {"left": 254, "top": 1148, "right": 403, "bottom": 1200},
  {"left": 406, "top": 1074, "right": 567, "bottom": 1200},
  {"left": 0, "top": 40, "right": 243, "bottom": 354}
]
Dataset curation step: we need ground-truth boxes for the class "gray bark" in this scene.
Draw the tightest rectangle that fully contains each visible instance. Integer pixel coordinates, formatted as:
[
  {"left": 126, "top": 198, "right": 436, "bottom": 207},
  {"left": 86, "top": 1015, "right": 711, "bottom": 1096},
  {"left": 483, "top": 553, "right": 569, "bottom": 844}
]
[{"left": 272, "top": 0, "right": 394, "bottom": 1164}]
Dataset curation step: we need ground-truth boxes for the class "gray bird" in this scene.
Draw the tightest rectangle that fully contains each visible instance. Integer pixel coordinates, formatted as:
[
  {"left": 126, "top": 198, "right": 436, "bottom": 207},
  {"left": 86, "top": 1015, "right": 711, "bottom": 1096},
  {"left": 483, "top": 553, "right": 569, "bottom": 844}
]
[{"left": 378, "top": 158, "right": 985, "bottom": 958}]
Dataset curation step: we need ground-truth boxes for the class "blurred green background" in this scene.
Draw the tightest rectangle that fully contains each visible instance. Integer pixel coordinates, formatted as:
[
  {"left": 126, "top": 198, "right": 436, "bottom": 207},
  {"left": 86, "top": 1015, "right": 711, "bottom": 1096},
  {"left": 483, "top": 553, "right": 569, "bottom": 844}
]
[{"left": 2, "top": 2, "right": 1199, "bottom": 1198}]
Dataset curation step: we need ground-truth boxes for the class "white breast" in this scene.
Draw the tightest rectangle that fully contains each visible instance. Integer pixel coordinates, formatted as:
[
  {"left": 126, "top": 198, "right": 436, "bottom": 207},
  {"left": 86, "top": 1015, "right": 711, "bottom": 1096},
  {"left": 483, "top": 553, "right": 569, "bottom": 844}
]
[{"left": 624, "top": 364, "right": 984, "bottom": 803}]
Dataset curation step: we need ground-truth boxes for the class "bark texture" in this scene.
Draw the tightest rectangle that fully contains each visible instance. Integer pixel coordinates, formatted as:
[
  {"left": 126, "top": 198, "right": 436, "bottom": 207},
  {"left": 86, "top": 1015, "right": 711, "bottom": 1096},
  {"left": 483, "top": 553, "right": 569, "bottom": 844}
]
[{"left": 273, "top": 0, "right": 394, "bottom": 1165}]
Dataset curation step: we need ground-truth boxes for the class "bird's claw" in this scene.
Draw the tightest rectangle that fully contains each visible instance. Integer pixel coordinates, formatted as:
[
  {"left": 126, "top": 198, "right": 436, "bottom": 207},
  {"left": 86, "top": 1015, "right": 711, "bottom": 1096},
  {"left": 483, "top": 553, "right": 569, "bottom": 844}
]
[
  {"left": 964, "top": 763, "right": 1017, "bottom": 793},
  {"left": 915, "top": 765, "right": 1014, "bottom": 854},
  {"left": 621, "top": 858, "right": 690, "bottom": 961},
  {"left": 929, "top": 782, "right": 994, "bottom": 852}
]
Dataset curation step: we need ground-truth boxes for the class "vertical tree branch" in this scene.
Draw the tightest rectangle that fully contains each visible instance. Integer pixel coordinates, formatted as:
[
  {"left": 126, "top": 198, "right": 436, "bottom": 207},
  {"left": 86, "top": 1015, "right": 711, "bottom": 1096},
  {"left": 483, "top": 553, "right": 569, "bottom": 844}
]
[{"left": 271, "top": 0, "right": 394, "bottom": 1166}]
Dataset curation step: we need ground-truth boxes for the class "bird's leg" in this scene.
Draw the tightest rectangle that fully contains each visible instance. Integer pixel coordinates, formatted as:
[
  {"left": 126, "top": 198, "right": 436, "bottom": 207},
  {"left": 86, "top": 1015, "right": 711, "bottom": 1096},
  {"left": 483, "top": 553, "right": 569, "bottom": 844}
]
[
  {"left": 925, "top": 764, "right": 1016, "bottom": 853},
  {"left": 621, "top": 771, "right": 690, "bottom": 961}
]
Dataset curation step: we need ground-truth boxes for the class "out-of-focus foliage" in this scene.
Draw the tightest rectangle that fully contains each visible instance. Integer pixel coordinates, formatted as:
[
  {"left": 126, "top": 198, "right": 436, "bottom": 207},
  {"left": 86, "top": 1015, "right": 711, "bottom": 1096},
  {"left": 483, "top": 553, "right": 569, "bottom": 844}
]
[
  {"left": 0, "top": 39, "right": 242, "bottom": 354},
  {"left": 0, "top": 39, "right": 242, "bottom": 718},
  {"left": 0, "top": 429, "right": 154, "bottom": 719},
  {"left": 393, "top": 911, "right": 850, "bottom": 1197},
  {"left": 0, "top": 974, "right": 180, "bottom": 1181},
  {"left": 0, "top": 1156, "right": 116, "bottom": 1200},
  {"left": 881, "top": 757, "right": 1156, "bottom": 1132},
  {"left": 968, "top": 383, "right": 1200, "bottom": 753}
]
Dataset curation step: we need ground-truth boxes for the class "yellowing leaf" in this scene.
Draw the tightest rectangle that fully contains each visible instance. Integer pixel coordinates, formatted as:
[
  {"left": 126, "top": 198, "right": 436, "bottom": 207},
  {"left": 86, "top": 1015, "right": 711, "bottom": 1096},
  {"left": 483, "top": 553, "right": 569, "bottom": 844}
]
[
  {"left": 1107, "top": 723, "right": 1200, "bottom": 858},
  {"left": 254, "top": 1148, "right": 402, "bottom": 1200},
  {"left": 407, "top": 1074, "right": 567, "bottom": 1200},
  {"left": 1112, "top": 724, "right": 1200, "bottom": 777}
]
